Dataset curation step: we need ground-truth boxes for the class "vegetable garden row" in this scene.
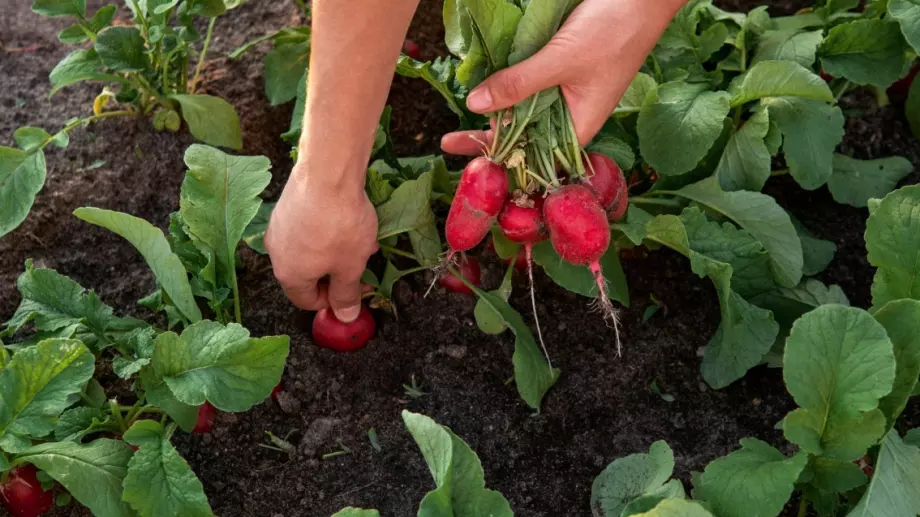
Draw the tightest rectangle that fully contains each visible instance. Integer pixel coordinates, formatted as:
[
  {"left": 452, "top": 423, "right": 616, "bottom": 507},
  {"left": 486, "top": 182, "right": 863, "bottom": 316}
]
[{"left": 2, "top": 0, "right": 920, "bottom": 515}]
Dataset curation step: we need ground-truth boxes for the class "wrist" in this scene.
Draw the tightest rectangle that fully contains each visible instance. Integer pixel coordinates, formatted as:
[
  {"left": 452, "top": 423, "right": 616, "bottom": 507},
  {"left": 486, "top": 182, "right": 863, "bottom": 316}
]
[{"left": 289, "top": 155, "right": 367, "bottom": 199}]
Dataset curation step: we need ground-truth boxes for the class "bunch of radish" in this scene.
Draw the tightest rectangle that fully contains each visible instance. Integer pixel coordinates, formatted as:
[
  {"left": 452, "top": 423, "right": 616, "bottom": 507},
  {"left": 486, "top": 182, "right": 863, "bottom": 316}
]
[{"left": 439, "top": 93, "right": 629, "bottom": 356}]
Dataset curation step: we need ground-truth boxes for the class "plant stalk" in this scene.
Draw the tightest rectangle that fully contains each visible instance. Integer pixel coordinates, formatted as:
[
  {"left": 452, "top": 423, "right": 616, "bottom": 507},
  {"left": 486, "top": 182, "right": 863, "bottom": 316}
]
[
  {"left": 495, "top": 92, "right": 541, "bottom": 163},
  {"left": 192, "top": 16, "right": 219, "bottom": 90},
  {"left": 380, "top": 245, "right": 419, "bottom": 261}
]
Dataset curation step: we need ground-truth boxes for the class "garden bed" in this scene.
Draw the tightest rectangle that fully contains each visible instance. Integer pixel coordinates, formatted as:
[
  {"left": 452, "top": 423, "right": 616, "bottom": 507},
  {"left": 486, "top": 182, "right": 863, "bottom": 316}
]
[{"left": 1, "top": 0, "right": 919, "bottom": 516}]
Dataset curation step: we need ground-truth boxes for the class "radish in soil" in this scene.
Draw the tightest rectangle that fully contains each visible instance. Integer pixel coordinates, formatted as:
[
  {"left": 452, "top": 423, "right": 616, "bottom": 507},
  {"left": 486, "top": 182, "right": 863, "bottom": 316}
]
[
  {"left": 193, "top": 402, "right": 218, "bottom": 434},
  {"left": 583, "top": 152, "right": 628, "bottom": 221},
  {"left": 1, "top": 465, "right": 54, "bottom": 517},
  {"left": 403, "top": 39, "right": 421, "bottom": 60},
  {"left": 312, "top": 305, "right": 376, "bottom": 352},
  {"left": 498, "top": 193, "right": 551, "bottom": 365},
  {"left": 543, "top": 184, "right": 622, "bottom": 353},
  {"left": 438, "top": 255, "right": 482, "bottom": 295}
]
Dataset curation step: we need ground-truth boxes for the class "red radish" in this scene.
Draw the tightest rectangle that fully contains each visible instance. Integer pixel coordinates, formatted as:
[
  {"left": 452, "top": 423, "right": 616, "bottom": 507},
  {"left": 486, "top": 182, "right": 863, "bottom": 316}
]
[
  {"left": 403, "top": 39, "right": 421, "bottom": 60},
  {"left": 0, "top": 465, "right": 53, "bottom": 517},
  {"left": 544, "top": 184, "right": 622, "bottom": 353},
  {"left": 888, "top": 62, "right": 920, "bottom": 101},
  {"left": 312, "top": 306, "right": 376, "bottom": 353},
  {"left": 438, "top": 255, "right": 482, "bottom": 295},
  {"left": 498, "top": 195, "right": 545, "bottom": 244},
  {"left": 445, "top": 157, "right": 509, "bottom": 256},
  {"left": 583, "top": 152, "right": 628, "bottom": 221},
  {"left": 270, "top": 383, "right": 282, "bottom": 398},
  {"left": 819, "top": 69, "right": 833, "bottom": 82},
  {"left": 505, "top": 248, "right": 527, "bottom": 270},
  {"left": 193, "top": 402, "right": 217, "bottom": 434}
]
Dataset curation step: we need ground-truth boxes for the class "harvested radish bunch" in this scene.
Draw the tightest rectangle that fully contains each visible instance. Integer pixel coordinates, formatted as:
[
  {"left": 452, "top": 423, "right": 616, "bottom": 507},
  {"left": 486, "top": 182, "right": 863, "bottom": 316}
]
[
  {"left": 544, "top": 184, "right": 622, "bottom": 352},
  {"left": 584, "top": 152, "right": 628, "bottom": 221},
  {"left": 403, "top": 39, "right": 421, "bottom": 60},
  {"left": 312, "top": 306, "right": 376, "bottom": 352},
  {"left": 445, "top": 157, "right": 509, "bottom": 257},
  {"left": 0, "top": 464, "right": 54, "bottom": 517},
  {"left": 193, "top": 402, "right": 218, "bottom": 434},
  {"left": 439, "top": 255, "right": 482, "bottom": 295}
]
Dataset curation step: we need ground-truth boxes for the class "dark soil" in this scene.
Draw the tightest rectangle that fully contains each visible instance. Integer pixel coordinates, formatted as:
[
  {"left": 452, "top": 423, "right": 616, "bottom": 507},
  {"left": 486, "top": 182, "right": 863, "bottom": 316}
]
[{"left": 0, "top": 1, "right": 917, "bottom": 516}]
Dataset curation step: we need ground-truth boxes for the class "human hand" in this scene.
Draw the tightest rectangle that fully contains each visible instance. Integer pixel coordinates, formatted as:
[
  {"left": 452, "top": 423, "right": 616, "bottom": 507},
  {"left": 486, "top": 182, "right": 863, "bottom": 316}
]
[
  {"left": 441, "top": 0, "right": 685, "bottom": 155},
  {"left": 264, "top": 162, "right": 379, "bottom": 323}
]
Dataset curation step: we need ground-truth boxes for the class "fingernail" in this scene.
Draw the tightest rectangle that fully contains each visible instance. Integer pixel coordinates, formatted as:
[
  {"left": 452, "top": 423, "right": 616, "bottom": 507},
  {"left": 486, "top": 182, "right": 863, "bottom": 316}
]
[
  {"left": 467, "top": 87, "right": 492, "bottom": 112},
  {"left": 336, "top": 305, "right": 361, "bottom": 323}
]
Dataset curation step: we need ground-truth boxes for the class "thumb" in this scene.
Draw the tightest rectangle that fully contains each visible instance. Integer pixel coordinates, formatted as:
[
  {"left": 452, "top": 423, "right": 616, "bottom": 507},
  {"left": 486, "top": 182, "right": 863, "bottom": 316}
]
[
  {"left": 327, "top": 270, "right": 364, "bottom": 323},
  {"left": 466, "top": 44, "right": 568, "bottom": 114}
]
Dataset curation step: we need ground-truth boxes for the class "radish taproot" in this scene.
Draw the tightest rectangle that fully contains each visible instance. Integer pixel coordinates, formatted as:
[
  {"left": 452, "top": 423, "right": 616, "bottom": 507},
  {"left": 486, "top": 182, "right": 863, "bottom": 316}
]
[
  {"left": 544, "top": 184, "right": 622, "bottom": 352},
  {"left": 193, "top": 402, "right": 217, "bottom": 434},
  {"left": 583, "top": 152, "right": 628, "bottom": 221},
  {"left": 445, "top": 157, "right": 509, "bottom": 256},
  {"left": 0, "top": 465, "right": 54, "bottom": 517},
  {"left": 312, "top": 306, "right": 376, "bottom": 352},
  {"left": 438, "top": 255, "right": 482, "bottom": 295}
]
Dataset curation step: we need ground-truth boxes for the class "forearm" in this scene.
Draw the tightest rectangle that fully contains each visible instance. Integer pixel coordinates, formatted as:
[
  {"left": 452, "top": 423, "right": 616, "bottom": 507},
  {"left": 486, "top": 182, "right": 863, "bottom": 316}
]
[{"left": 294, "top": 0, "right": 420, "bottom": 194}]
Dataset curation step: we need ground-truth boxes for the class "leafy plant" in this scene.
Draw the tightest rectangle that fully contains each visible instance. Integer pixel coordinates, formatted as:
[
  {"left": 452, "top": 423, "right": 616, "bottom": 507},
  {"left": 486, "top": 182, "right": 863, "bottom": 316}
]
[
  {"left": 333, "top": 411, "right": 512, "bottom": 517},
  {"left": 589, "top": 183, "right": 920, "bottom": 517},
  {"left": 0, "top": 144, "right": 288, "bottom": 517},
  {"left": 1, "top": 1, "right": 246, "bottom": 241}
]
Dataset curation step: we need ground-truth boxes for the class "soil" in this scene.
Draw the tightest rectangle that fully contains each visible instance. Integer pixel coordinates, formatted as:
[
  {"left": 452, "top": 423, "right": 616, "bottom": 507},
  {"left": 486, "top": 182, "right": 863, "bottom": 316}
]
[{"left": 0, "top": 1, "right": 918, "bottom": 516}]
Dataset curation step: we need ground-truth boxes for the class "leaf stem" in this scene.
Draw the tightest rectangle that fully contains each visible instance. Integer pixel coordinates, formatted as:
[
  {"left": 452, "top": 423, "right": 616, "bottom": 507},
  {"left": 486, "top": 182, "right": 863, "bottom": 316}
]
[
  {"left": 231, "top": 266, "right": 242, "bottom": 324},
  {"left": 797, "top": 496, "right": 808, "bottom": 517},
  {"left": 630, "top": 197, "right": 684, "bottom": 208},
  {"left": 192, "top": 16, "right": 219, "bottom": 91},
  {"left": 109, "top": 400, "right": 127, "bottom": 433},
  {"left": 770, "top": 168, "right": 790, "bottom": 177},
  {"left": 834, "top": 80, "right": 852, "bottom": 103},
  {"left": 562, "top": 101, "right": 584, "bottom": 177},
  {"left": 380, "top": 245, "right": 419, "bottom": 262},
  {"left": 496, "top": 92, "right": 541, "bottom": 163}
]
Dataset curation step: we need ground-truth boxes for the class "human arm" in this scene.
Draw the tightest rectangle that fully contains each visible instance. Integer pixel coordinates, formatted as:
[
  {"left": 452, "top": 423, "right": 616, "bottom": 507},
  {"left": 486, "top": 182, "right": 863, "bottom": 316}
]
[
  {"left": 265, "top": 0, "right": 420, "bottom": 322},
  {"left": 441, "top": 0, "right": 687, "bottom": 155}
]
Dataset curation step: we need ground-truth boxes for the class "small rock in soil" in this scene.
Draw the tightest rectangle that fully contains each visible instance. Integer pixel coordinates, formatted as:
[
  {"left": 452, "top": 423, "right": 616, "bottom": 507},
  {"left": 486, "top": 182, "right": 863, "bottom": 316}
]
[
  {"left": 441, "top": 345, "right": 467, "bottom": 359},
  {"left": 299, "top": 417, "right": 342, "bottom": 456},
  {"left": 275, "top": 391, "right": 301, "bottom": 414}
]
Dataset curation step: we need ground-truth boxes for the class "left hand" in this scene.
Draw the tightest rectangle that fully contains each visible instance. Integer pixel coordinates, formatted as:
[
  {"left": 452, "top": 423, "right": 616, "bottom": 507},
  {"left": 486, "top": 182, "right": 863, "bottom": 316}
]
[{"left": 440, "top": 0, "right": 686, "bottom": 156}]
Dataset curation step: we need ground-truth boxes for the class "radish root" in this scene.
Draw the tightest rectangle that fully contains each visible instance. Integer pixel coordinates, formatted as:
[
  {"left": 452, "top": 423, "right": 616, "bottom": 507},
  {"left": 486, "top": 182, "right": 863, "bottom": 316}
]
[
  {"left": 526, "top": 244, "right": 552, "bottom": 370},
  {"left": 589, "top": 261, "right": 623, "bottom": 356}
]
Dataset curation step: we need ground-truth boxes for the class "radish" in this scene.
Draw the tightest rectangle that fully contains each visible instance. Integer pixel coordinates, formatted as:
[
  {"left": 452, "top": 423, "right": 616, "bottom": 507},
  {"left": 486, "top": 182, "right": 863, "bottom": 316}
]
[
  {"left": 1, "top": 465, "right": 53, "bottom": 517},
  {"left": 270, "top": 383, "right": 282, "bottom": 398},
  {"left": 312, "top": 305, "right": 376, "bottom": 353},
  {"left": 445, "top": 157, "right": 509, "bottom": 256},
  {"left": 403, "top": 39, "right": 421, "bottom": 60},
  {"left": 438, "top": 255, "right": 482, "bottom": 295},
  {"left": 505, "top": 247, "right": 527, "bottom": 270},
  {"left": 888, "top": 62, "right": 920, "bottom": 101},
  {"left": 543, "top": 184, "right": 622, "bottom": 353},
  {"left": 583, "top": 152, "right": 628, "bottom": 221},
  {"left": 193, "top": 402, "right": 217, "bottom": 434}
]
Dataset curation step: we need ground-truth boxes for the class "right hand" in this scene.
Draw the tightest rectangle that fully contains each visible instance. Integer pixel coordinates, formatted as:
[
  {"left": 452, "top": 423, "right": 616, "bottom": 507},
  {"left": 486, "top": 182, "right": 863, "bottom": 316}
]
[{"left": 264, "top": 162, "right": 379, "bottom": 323}]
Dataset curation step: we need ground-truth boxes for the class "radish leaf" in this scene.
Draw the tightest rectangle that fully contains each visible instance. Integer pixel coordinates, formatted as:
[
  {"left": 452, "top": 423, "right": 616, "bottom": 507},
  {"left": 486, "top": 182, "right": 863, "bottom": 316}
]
[
  {"left": 264, "top": 40, "right": 310, "bottom": 106},
  {"left": 332, "top": 509, "right": 380, "bottom": 517},
  {"left": 19, "top": 439, "right": 133, "bottom": 517},
  {"left": 819, "top": 19, "right": 909, "bottom": 88},
  {"left": 170, "top": 95, "right": 243, "bottom": 150},
  {"left": 889, "top": 0, "right": 920, "bottom": 54},
  {"left": 865, "top": 185, "right": 920, "bottom": 309},
  {"left": 827, "top": 154, "right": 913, "bottom": 208},
  {"left": 31, "top": 0, "right": 85, "bottom": 18},
  {"left": 591, "top": 441, "right": 682, "bottom": 517},
  {"left": 847, "top": 430, "right": 920, "bottom": 516},
  {"left": 715, "top": 107, "right": 771, "bottom": 192},
  {"left": 728, "top": 60, "right": 833, "bottom": 107},
  {"left": 751, "top": 29, "right": 823, "bottom": 67},
  {"left": 763, "top": 97, "right": 844, "bottom": 191},
  {"left": 0, "top": 148, "right": 46, "bottom": 239},
  {"left": 873, "top": 299, "right": 920, "bottom": 429},
  {"left": 95, "top": 27, "right": 149, "bottom": 72}
]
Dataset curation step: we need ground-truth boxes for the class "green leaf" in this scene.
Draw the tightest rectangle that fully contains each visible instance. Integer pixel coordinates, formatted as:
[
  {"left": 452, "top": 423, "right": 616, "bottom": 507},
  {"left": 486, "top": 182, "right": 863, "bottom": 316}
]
[
  {"left": 638, "top": 82, "right": 732, "bottom": 176},
  {"left": 282, "top": 70, "right": 308, "bottom": 143},
  {"left": 59, "top": 24, "right": 90, "bottom": 44},
  {"left": 865, "top": 185, "right": 920, "bottom": 308},
  {"left": 616, "top": 72, "right": 657, "bottom": 115},
  {"left": 376, "top": 170, "right": 441, "bottom": 265},
  {"left": 474, "top": 265, "right": 514, "bottom": 335},
  {"left": 809, "top": 458, "right": 868, "bottom": 493},
  {"left": 847, "top": 430, "right": 920, "bottom": 517},
  {"left": 122, "top": 420, "right": 214, "bottom": 517},
  {"left": 590, "top": 441, "right": 679, "bottom": 517},
  {"left": 819, "top": 19, "right": 909, "bottom": 88},
  {"left": 632, "top": 499, "right": 714, "bottom": 517},
  {"left": 180, "top": 145, "right": 271, "bottom": 290},
  {"left": 0, "top": 147, "right": 46, "bottom": 239},
  {"left": 54, "top": 407, "right": 107, "bottom": 441},
  {"left": 782, "top": 305, "right": 896, "bottom": 461},
  {"left": 715, "top": 108, "right": 771, "bottom": 192},
  {"left": 763, "top": 97, "right": 844, "bottom": 191},
  {"left": 186, "top": 0, "right": 226, "bottom": 17},
  {"left": 827, "top": 155, "right": 914, "bottom": 208},
  {"left": 95, "top": 26, "right": 149, "bottom": 72},
  {"left": 140, "top": 369, "right": 198, "bottom": 432},
  {"left": 242, "top": 201, "right": 274, "bottom": 255},
  {"left": 751, "top": 29, "right": 824, "bottom": 67},
  {"left": 693, "top": 438, "right": 807, "bottom": 517},
  {"left": 675, "top": 177, "right": 803, "bottom": 288},
  {"left": 49, "top": 49, "right": 121, "bottom": 95},
  {"left": 169, "top": 95, "right": 243, "bottom": 150},
  {"left": 74, "top": 207, "right": 202, "bottom": 323},
  {"left": 531, "top": 237, "right": 629, "bottom": 306},
  {"left": 402, "top": 411, "right": 513, "bottom": 517},
  {"left": 89, "top": 4, "right": 117, "bottom": 31},
  {"left": 14, "top": 128, "right": 52, "bottom": 152},
  {"left": 508, "top": 0, "right": 577, "bottom": 65},
  {"left": 470, "top": 288, "right": 559, "bottom": 409},
  {"left": 872, "top": 299, "right": 920, "bottom": 428},
  {"left": 152, "top": 321, "right": 289, "bottom": 412},
  {"left": 587, "top": 136, "right": 636, "bottom": 171},
  {"left": 397, "top": 56, "right": 474, "bottom": 126},
  {"left": 4, "top": 263, "right": 113, "bottom": 342},
  {"left": 791, "top": 216, "right": 836, "bottom": 277},
  {"left": 32, "top": 0, "right": 85, "bottom": 17},
  {"left": 728, "top": 60, "right": 834, "bottom": 107},
  {"left": 264, "top": 42, "right": 310, "bottom": 106},
  {"left": 0, "top": 339, "right": 94, "bottom": 453},
  {"left": 465, "top": 0, "right": 523, "bottom": 71},
  {"left": 18, "top": 439, "right": 133, "bottom": 517},
  {"left": 889, "top": 0, "right": 920, "bottom": 55},
  {"left": 908, "top": 74, "right": 920, "bottom": 142},
  {"left": 332, "top": 509, "right": 380, "bottom": 517}
]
